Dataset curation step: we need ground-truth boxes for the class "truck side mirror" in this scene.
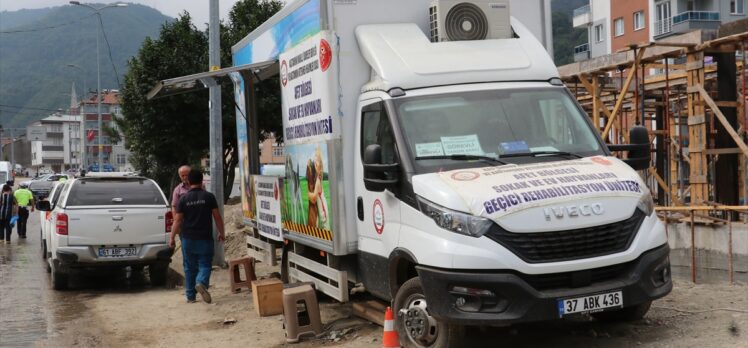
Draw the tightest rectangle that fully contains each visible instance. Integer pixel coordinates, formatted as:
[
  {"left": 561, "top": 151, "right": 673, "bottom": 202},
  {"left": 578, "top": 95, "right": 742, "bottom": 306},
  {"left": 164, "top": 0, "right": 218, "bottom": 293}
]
[
  {"left": 607, "top": 125, "right": 651, "bottom": 171},
  {"left": 36, "top": 200, "right": 51, "bottom": 211},
  {"left": 363, "top": 144, "right": 400, "bottom": 192}
]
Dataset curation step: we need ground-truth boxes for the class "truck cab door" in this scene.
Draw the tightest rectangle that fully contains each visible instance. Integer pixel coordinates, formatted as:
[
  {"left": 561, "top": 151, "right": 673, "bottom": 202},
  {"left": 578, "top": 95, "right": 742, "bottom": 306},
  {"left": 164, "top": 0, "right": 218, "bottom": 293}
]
[{"left": 354, "top": 99, "right": 402, "bottom": 263}]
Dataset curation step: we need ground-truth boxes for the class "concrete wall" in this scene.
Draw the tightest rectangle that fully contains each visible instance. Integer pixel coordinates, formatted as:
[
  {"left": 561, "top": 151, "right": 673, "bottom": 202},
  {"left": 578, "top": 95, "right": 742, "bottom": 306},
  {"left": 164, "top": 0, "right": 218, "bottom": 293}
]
[
  {"left": 719, "top": 0, "right": 748, "bottom": 24},
  {"left": 590, "top": 18, "right": 609, "bottom": 58},
  {"left": 666, "top": 221, "right": 748, "bottom": 283}
]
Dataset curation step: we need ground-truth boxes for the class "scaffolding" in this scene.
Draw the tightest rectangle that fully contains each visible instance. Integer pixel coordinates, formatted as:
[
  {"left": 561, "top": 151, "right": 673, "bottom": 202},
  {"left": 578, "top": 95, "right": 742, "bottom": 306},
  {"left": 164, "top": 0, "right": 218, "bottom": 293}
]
[{"left": 560, "top": 29, "right": 748, "bottom": 221}]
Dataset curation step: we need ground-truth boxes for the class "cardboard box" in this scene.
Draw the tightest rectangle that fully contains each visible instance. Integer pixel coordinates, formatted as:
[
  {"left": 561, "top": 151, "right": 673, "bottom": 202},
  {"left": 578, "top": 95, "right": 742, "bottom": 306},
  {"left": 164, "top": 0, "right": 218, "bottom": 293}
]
[{"left": 252, "top": 278, "right": 284, "bottom": 316}]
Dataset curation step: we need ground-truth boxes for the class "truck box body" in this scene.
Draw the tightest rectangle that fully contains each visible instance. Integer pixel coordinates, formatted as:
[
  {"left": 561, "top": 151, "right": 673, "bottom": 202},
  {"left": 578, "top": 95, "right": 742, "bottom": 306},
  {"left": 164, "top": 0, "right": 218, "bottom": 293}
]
[{"left": 232, "top": 0, "right": 433, "bottom": 255}]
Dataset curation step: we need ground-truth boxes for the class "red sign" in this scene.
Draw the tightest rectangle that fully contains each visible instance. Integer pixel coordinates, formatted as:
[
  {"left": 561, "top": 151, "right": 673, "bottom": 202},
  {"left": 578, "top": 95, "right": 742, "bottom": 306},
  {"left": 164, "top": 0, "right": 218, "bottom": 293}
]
[
  {"left": 372, "top": 199, "right": 384, "bottom": 235},
  {"left": 319, "top": 39, "right": 332, "bottom": 72},
  {"left": 86, "top": 129, "right": 95, "bottom": 142}
]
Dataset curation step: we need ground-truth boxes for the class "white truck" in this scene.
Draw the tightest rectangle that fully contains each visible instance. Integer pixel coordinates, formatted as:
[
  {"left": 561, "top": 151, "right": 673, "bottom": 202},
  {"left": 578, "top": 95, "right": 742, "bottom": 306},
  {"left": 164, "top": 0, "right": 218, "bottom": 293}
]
[
  {"left": 150, "top": 0, "right": 671, "bottom": 346},
  {"left": 37, "top": 176, "right": 174, "bottom": 290}
]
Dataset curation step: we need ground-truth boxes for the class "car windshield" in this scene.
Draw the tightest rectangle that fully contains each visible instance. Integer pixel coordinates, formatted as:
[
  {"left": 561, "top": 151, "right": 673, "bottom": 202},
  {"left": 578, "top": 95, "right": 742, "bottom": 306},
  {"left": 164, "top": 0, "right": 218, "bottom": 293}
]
[{"left": 394, "top": 87, "right": 604, "bottom": 173}]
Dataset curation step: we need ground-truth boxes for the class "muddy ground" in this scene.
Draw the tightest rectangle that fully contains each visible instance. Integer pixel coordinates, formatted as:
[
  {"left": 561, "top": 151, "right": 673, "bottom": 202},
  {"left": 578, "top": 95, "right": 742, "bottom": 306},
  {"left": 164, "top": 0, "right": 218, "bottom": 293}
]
[{"left": 35, "top": 203, "right": 748, "bottom": 348}]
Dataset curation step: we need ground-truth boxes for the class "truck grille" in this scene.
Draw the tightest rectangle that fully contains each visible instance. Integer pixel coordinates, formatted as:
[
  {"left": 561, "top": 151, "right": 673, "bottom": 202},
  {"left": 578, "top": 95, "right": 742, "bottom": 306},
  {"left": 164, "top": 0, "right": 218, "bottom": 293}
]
[
  {"left": 486, "top": 210, "right": 645, "bottom": 263},
  {"left": 519, "top": 260, "right": 634, "bottom": 290}
]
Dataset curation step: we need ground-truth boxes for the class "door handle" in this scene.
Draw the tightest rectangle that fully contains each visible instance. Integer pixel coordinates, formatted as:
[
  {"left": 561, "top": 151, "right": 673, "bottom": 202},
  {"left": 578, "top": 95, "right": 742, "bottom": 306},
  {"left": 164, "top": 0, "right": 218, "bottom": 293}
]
[
  {"left": 112, "top": 216, "right": 124, "bottom": 221},
  {"left": 357, "top": 197, "right": 364, "bottom": 221}
]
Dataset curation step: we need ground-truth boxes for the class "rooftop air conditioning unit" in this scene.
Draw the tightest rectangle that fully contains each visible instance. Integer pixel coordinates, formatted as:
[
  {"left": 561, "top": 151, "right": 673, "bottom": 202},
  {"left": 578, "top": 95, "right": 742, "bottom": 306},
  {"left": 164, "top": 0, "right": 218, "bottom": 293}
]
[{"left": 429, "top": 0, "right": 511, "bottom": 42}]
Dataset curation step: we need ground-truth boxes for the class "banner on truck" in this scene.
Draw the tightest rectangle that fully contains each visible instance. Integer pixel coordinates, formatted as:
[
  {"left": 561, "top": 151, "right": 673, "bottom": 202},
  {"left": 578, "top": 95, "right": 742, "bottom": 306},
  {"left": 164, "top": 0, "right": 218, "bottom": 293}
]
[
  {"left": 230, "top": 73, "right": 256, "bottom": 222},
  {"left": 280, "top": 31, "right": 339, "bottom": 145},
  {"left": 437, "top": 156, "right": 647, "bottom": 221},
  {"left": 281, "top": 141, "right": 333, "bottom": 241},
  {"left": 254, "top": 175, "right": 283, "bottom": 241}
]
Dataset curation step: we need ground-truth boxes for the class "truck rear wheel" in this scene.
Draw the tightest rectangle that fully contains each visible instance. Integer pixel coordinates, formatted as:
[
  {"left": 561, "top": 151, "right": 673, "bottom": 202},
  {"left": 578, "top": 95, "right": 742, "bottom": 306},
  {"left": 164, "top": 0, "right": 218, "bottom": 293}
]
[
  {"left": 51, "top": 263, "right": 68, "bottom": 290},
  {"left": 394, "top": 277, "right": 465, "bottom": 348},
  {"left": 592, "top": 301, "right": 652, "bottom": 322}
]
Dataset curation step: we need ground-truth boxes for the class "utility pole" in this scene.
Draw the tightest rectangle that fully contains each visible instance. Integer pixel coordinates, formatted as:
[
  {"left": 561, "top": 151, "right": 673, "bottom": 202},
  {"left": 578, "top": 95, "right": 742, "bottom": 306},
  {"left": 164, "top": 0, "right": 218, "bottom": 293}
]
[
  {"left": 9, "top": 128, "right": 14, "bottom": 173},
  {"left": 208, "top": 0, "right": 225, "bottom": 266}
]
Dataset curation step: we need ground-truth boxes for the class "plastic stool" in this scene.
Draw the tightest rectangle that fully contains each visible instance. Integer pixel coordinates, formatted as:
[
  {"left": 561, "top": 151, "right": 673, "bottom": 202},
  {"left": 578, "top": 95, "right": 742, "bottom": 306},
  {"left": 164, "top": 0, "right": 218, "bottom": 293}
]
[
  {"left": 228, "top": 256, "right": 256, "bottom": 293},
  {"left": 282, "top": 284, "right": 322, "bottom": 343}
]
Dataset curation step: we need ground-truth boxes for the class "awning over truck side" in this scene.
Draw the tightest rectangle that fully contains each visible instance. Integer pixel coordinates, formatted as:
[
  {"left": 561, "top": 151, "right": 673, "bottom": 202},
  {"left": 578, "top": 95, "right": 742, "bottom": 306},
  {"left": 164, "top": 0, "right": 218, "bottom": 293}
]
[{"left": 146, "top": 60, "right": 278, "bottom": 100}]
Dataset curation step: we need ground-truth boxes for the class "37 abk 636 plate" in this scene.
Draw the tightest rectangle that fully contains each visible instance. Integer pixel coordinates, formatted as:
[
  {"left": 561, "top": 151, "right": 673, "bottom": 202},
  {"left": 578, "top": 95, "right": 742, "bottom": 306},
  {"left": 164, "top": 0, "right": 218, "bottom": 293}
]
[
  {"left": 557, "top": 290, "right": 623, "bottom": 317},
  {"left": 98, "top": 247, "right": 137, "bottom": 258}
]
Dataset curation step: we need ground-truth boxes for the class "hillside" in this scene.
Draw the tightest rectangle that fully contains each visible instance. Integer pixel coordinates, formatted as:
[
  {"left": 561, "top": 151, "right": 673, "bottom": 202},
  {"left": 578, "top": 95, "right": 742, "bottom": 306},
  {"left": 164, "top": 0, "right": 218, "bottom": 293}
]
[{"left": 0, "top": 3, "right": 172, "bottom": 128}]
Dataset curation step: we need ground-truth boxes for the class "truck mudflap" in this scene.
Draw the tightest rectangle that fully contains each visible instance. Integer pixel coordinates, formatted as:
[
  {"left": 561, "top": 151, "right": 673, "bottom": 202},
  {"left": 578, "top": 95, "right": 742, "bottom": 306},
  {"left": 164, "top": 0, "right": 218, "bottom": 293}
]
[{"left": 416, "top": 244, "right": 672, "bottom": 326}]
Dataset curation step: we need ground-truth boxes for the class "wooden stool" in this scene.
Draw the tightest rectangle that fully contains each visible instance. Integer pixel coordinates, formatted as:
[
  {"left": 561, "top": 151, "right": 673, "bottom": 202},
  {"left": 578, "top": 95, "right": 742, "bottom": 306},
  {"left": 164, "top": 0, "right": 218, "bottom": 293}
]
[
  {"left": 282, "top": 284, "right": 322, "bottom": 343},
  {"left": 228, "top": 256, "right": 256, "bottom": 293}
]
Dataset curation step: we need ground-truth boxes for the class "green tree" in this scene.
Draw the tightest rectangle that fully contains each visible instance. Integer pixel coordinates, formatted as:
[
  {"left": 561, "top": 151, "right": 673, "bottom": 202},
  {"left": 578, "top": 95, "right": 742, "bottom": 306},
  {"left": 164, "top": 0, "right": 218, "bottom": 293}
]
[
  {"left": 119, "top": 13, "right": 209, "bottom": 193},
  {"left": 218, "top": 0, "right": 283, "bottom": 201},
  {"left": 119, "top": 1, "right": 283, "bottom": 202}
]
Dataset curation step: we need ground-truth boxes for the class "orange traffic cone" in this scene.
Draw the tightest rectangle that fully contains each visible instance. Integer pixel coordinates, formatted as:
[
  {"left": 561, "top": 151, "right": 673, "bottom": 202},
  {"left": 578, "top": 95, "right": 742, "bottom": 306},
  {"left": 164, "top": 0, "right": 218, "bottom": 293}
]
[{"left": 382, "top": 306, "right": 400, "bottom": 348}]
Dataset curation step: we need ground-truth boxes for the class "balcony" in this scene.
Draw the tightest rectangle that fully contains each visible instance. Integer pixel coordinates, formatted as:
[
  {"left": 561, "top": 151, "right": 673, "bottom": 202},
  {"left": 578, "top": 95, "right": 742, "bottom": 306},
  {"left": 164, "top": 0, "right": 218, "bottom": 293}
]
[
  {"left": 573, "top": 4, "right": 592, "bottom": 28},
  {"left": 573, "top": 43, "right": 590, "bottom": 62},
  {"left": 655, "top": 11, "right": 720, "bottom": 39}
]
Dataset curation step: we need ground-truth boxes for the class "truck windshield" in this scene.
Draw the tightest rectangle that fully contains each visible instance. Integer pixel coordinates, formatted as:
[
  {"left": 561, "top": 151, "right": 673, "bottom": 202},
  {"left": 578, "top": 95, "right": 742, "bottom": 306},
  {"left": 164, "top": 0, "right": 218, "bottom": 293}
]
[{"left": 393, "top": 87, "right": 604, "bottom": 173}]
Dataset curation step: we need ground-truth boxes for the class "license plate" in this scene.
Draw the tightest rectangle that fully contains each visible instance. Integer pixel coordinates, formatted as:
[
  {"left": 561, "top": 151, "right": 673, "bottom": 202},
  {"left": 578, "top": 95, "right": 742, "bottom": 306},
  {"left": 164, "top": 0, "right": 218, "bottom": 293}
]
[
  {"left": 557, "top": 291, "right": 623, "bottom": 317},
  {"left": 98, "top": 247, "right": 137, "bottom": 258}
]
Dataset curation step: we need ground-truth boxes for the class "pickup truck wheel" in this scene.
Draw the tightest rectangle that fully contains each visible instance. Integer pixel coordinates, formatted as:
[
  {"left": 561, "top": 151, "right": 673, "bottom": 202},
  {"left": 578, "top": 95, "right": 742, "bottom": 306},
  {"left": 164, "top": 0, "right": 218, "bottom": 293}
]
[
  {"left": 394, "top": 277, "right": 465, "bottom": 348},
  {"left": 40, "top": 230, "right": 46, "bottom": 260},
  {"left": 51, "top": 263, "right": 69, "bottom": 290},
  {"left": 592, "top": 301, "right": 652, "bottom": 322},
  {"left": 149, "top": 263, "right": 168, "bottom": 286}
]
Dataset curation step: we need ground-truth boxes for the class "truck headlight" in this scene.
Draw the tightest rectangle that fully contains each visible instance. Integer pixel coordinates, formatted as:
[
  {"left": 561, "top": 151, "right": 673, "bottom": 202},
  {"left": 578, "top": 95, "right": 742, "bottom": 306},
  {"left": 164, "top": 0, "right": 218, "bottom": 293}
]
[
  {"left": 417, "top": 196, "right": 493, "bottom": 237},
  {"left": 637, "top": 194, "right": 654, "bottom": 216}
]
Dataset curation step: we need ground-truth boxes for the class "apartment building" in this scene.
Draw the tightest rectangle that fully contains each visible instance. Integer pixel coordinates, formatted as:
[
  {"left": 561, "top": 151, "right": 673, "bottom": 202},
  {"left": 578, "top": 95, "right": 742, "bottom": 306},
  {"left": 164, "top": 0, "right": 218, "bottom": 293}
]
[
  {"left": 652, "top": 0, "right": 748, "bottom": 39},
  {"left": 28, "top": 113, "right": 82, "bottom": 173},
  {"left": 78, "top": 90, "right": 133, "bottom": 171},
  {"left": 573, "top": 0, "right": 612, "bottom": 61},
  {"left": 612, "top": 0, "right": 651, "bottom": 51}
]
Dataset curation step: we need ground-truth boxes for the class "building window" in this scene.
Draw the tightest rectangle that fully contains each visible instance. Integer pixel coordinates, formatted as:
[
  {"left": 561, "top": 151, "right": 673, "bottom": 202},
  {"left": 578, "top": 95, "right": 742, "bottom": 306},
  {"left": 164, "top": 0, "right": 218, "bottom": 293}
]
[
  {"left": 117, "top": 154, "right": 126, "bottom": 165},
  {"left": 732, "top": 0, "right": 744, "bottom": 14},
  {"left": 614, "top": 18, "right": 624, "bottom": 36},
  {"left": 594, "top": 24, "right": 604, "bottom": 42},
  {"left": 272, "top": 146, "right": 283, "bottom": 157},
  {"left": 634, "top": 11, "right": 645, "bottom": 30}
]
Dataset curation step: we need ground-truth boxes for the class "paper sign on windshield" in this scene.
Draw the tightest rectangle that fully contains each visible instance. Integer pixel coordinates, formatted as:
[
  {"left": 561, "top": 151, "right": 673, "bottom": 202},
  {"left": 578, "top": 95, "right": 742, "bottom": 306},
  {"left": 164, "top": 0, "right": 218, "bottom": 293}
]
[
  {"left": 437, "top": 156, "right": 646, "bottom": 221},
  {"left": 441, "top": 135, "right": 483, "bottom": 156},
  {"left": 416, "top": 142, "right": 445, "bottom": 157}
]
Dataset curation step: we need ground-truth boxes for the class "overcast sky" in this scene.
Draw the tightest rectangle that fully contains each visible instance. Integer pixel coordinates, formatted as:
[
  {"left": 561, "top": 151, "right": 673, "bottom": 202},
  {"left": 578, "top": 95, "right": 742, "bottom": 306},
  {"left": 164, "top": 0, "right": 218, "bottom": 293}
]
[{"left": 0, "top": 0, "right": 245, "bottom": 28}]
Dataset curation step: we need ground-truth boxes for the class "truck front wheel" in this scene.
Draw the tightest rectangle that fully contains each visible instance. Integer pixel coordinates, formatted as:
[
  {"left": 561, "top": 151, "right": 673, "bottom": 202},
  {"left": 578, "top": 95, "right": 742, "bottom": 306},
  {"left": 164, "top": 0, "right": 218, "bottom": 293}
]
[{"left": 394, "top": 277, "right": 465, "bottom": 348}]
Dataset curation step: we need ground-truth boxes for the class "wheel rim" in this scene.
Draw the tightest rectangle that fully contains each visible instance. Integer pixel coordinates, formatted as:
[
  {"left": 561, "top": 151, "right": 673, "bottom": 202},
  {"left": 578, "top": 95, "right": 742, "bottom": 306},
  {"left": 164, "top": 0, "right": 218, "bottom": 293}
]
[{"left": 401, "top": 294, "right": 439, "bottom": 347}]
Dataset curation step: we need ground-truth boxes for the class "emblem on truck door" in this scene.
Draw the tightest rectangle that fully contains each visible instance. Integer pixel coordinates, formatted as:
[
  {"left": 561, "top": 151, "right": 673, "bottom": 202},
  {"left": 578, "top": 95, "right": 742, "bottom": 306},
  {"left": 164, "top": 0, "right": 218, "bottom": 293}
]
[{"left": 543, "top": 203, "right": 604, "bottom": 221}]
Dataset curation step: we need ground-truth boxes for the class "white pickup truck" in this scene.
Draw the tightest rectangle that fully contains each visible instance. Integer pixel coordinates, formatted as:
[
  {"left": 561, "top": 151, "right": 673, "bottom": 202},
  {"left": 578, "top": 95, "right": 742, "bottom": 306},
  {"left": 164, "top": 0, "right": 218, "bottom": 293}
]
[{"left": 37, "top": 175, "right": 174, "bottom": 290}]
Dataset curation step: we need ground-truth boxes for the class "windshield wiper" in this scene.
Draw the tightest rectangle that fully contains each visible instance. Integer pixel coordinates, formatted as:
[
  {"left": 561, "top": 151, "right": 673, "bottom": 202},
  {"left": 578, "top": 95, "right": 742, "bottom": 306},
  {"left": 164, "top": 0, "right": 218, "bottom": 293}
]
[
  {"left": 499, "top": 151, "right": 584, "bottom": 159},
  {"left": 415, "top": 154, "right": 508, "bottom": 165}
]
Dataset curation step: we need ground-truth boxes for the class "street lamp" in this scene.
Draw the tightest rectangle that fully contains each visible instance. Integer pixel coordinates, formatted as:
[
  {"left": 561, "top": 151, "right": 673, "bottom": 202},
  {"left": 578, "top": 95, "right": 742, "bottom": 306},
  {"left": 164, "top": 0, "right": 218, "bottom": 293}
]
[{"left": 69, "top": 1, "right": 127, "bottom": 171}]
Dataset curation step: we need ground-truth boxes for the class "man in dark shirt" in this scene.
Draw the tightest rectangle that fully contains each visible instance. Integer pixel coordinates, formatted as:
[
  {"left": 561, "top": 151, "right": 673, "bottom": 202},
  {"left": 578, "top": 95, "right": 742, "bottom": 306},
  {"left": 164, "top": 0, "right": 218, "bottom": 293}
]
[{"left": 169, "top": 169, "right": 225, "bottom": 303}]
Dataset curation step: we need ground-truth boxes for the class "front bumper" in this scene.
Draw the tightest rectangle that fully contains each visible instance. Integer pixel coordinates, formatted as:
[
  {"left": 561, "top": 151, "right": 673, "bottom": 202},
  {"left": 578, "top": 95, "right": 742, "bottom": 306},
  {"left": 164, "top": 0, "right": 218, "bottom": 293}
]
[
  {"left": 417, "top": 244, "right": 672, "bottom": 326},
  {"left": 55, "top": 243, "right": 173, "bottom": 268}
]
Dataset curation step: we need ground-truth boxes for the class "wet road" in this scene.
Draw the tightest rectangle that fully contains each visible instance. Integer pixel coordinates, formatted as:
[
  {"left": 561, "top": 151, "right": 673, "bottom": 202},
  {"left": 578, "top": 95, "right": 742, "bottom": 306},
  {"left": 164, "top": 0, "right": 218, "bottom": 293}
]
[{"left": 0, "top": 209, "right": 154, "bottom": 347}]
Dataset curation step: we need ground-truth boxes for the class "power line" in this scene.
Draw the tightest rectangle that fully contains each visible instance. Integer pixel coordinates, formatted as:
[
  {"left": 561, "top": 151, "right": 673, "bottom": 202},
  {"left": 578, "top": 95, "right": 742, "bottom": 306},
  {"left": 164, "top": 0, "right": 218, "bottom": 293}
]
[
  {"left": 0, "top": 13, "right": 96, "bottom": 34},
  {"left": 0, "top": 104, "right": 67, "bottom": 112},
  {"left": 96, "top": 13, "right": 121, "bottom": 87}
]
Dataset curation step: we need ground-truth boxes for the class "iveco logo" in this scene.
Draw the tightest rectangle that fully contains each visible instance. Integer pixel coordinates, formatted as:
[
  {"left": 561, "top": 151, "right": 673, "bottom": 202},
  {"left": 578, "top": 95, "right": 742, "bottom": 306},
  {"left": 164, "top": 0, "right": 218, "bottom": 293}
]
[{"left": 543, "top": 203, "right": 604, "bottom": 221}]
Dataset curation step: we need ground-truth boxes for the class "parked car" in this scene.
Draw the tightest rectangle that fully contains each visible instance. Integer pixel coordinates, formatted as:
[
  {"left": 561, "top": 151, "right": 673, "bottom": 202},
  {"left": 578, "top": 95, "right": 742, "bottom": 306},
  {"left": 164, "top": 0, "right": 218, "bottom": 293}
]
[
  {"left": 39, "top": 181, "right": 64, "bottom": 272},
  {"left": 37, "top": 175, "right": 173, "bottom": 290},
  {"left": 29, "top": 174, "right": 69, "bottom": 199}
]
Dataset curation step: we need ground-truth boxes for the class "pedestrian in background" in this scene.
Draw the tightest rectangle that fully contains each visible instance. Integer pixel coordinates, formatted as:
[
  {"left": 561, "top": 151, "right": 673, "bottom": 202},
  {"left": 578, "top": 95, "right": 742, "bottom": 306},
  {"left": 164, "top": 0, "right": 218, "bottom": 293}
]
[
  {"left": 171, "top": 165, "right": 191, "bottom": 215},
  {"left": 13, "top": 182, "right": 34, "bottom": 239},
  {"left": 169, "top": 169, "right": 225, "bottom": 303},
  {"left": 0, "top": 184, "right": 18, "bottom": 244}
]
